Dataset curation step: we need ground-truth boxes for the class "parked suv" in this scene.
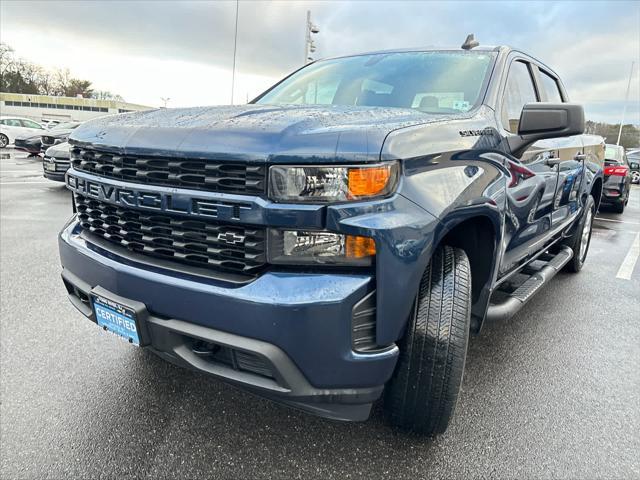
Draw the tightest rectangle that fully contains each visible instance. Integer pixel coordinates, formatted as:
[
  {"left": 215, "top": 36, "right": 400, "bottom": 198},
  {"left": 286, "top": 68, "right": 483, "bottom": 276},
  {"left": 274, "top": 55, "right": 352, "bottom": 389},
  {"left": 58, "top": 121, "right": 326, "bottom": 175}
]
[{"left": 59, "top": 42, "right": 604, "bottom": 434}]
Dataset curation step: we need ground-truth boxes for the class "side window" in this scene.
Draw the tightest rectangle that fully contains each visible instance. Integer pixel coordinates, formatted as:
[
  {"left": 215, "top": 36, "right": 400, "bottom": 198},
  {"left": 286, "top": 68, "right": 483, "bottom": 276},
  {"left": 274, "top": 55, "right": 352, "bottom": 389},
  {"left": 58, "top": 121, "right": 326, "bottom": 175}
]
[
  {"left": 21, "top": 119, "right": 42, "bottom": 129},
  {"left": 501, "top": 61, "right": 538, "bottom": 134},
  {"left": 5, "top": 119, "right": 21, "bottom": 127},
  {"left": 539, "top": 71, "right": 563, "bottom": 103}
]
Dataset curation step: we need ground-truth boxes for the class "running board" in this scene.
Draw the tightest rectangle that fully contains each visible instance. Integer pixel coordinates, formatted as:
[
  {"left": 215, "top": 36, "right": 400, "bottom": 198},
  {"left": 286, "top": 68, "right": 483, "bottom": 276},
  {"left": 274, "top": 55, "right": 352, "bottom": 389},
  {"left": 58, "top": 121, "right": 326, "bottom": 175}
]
[{"left": 486, "top": 246, "right": 573, "bottom": 322}]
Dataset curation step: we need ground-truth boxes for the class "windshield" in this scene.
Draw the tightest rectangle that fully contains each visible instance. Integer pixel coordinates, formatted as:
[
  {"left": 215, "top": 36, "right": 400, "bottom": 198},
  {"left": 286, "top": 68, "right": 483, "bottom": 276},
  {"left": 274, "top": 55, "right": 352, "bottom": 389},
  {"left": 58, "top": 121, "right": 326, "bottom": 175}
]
[
  {"left": 255, "top": 51, "right": 496, "bottom": 114},
  {"left": 51, "top": 122, "right": 80, "bottom": 131}
]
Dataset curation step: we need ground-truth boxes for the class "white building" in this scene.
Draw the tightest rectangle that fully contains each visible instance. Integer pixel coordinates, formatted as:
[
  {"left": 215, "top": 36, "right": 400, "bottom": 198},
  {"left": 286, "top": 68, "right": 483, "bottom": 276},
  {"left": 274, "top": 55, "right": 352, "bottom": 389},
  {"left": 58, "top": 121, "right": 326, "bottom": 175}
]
[{"left": 0, "top": 92, "right": 152, "bottom": 123}]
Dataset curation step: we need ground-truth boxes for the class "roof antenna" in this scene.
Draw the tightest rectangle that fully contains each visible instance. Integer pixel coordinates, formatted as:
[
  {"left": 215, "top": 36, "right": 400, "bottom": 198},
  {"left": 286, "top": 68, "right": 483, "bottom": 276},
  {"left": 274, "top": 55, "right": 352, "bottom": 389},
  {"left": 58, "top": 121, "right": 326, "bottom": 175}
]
[{"left": 461, "top": 34, "right": 479, "bottom": 50}]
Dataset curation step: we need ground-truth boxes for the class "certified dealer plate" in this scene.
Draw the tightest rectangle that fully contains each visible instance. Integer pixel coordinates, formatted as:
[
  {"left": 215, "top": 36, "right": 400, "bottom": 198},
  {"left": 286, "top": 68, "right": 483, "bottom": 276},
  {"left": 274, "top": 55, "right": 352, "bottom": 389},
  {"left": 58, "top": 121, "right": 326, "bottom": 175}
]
[{"left": 92, "top": 294, "right": 140, "bottom": 345}]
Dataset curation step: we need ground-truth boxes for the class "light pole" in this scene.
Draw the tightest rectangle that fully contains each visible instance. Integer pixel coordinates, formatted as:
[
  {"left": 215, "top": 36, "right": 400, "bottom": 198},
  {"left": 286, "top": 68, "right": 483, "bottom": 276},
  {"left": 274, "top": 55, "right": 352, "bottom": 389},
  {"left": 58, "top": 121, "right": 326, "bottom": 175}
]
[
  {"left": 230, "top": 0, "right": 239, "bottom": 105},
  {"left": 616, "top": 61, "right": 635, "bottom": 146},
  {"left": 304, "top": 10, "right": 320, "bottom": 64},
  {"left": 160, "top": 97, "right": 170, "bottom": 108}
]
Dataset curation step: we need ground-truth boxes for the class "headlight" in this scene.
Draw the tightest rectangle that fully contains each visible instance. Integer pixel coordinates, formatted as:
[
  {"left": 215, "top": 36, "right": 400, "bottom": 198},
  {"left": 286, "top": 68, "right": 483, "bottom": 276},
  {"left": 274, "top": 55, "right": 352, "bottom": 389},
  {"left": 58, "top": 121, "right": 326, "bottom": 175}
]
[
  {"left": 268, "top": 230, "right": 375, "bottom": 266},
  {"left": 268, "top": 162, "right": 399, "bottom": 203}
]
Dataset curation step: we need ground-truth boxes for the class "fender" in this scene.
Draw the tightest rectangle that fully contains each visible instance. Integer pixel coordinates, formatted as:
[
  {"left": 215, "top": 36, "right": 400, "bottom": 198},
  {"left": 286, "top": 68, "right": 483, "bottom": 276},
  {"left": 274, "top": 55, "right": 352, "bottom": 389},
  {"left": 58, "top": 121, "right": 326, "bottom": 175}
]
[
  {"left": 395, "top": 147, "right": 511, "bottom": 336},
  {"left": 430, "top": 204, "right": 504, "bottom": 333}
]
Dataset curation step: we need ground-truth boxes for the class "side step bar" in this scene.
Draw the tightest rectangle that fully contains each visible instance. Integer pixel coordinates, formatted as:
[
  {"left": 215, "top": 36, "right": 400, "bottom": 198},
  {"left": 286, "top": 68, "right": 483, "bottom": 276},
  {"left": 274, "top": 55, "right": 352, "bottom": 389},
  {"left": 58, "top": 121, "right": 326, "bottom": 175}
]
[{"left": 486, "top": 246, "right": 573, "bottom": 322}]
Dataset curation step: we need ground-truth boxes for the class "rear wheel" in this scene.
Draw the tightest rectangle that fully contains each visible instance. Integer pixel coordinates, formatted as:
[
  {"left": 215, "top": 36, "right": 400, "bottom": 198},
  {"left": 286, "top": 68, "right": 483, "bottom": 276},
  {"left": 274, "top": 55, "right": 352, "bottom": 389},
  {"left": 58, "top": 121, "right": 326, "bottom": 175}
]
[
  {"left": 384, "top": 245, "right": 471, "bottom": 435},
  {"left": 0, "top": 134, "right": 8, "bottom": 148},
  {"left": 564, "top": 195, "right": 595, "bottom": 272}
]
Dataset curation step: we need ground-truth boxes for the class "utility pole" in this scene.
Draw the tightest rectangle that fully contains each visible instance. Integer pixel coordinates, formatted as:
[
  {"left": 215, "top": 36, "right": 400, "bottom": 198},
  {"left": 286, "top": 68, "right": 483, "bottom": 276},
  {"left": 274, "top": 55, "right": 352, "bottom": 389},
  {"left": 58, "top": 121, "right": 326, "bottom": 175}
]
[
  {"left": 230, "top": 0, "right": 239, "bottom": 105},
  {"left": 304, "top": 10, "right": 320, "bottom": 64},
  {"left": 616, "top": 61, "right": 635, "bottom": 146},
  {"left": 160, "top": 97, "right": 170, "bottom": 108}
]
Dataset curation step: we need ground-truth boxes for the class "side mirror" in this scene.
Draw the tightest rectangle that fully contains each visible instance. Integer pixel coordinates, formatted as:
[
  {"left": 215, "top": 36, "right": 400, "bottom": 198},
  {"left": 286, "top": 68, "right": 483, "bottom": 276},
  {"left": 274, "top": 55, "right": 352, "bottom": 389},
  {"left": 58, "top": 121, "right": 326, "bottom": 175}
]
[{"left": 508, "top": 103, "right": 585, "bottom": 157}]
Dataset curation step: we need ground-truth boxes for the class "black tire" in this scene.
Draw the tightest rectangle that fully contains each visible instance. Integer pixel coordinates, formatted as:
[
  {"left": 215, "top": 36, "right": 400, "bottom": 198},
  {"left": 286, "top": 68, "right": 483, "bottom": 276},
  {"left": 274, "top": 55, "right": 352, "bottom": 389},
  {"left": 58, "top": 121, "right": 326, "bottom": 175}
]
[
  {"left": 564, "top": 195, "right": 595, "bottom": 273},
  {"left": 0, "top": 133, "right": 8, "bottom": 149},
  {"left": 384, "top": 245, "right": 471, "bottom": 435}
]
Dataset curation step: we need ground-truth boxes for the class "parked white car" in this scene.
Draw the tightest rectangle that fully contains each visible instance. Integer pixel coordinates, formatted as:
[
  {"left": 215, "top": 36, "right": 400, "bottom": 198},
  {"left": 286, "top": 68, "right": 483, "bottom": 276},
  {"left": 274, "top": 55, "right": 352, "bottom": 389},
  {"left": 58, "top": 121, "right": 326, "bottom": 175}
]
[{"left": 0, "top": 116, "right": 45, "bottom": 148}]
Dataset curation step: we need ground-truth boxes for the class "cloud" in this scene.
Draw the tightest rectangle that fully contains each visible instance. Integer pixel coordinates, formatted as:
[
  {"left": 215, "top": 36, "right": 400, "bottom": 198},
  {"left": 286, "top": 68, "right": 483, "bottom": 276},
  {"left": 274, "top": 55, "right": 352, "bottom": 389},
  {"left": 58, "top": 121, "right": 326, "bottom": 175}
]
[{"left": 1, "top": 0, "right": 638, "bottom": 123}]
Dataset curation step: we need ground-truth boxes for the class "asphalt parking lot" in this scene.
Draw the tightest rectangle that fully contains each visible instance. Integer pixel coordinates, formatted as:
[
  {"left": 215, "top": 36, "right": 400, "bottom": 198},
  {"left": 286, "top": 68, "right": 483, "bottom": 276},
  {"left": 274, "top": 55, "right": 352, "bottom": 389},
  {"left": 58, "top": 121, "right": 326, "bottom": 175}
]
[{"left": 1, "top": 150, "right": 638, "bottom": 479}]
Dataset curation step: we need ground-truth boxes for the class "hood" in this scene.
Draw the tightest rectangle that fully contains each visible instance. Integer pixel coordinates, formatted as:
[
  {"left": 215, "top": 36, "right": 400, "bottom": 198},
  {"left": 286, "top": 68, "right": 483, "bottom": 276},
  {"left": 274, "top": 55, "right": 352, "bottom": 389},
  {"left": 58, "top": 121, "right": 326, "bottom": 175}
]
[
  {"left": 69, "top": 104, "right": 454, "bottom": 163},
  {"left": 45, "top": 128, "right": 75, "bottom": 139},
  {"left": 45, "top": 141, "right": 70, "bottom": 159}
]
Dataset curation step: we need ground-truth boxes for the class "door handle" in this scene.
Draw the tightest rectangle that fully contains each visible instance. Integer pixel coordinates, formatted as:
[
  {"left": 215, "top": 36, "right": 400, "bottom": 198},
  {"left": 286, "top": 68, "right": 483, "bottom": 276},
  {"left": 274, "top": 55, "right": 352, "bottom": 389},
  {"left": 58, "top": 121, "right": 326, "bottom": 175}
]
[{"left": 545, "top": 157, "right": 561, "bottom": 166}]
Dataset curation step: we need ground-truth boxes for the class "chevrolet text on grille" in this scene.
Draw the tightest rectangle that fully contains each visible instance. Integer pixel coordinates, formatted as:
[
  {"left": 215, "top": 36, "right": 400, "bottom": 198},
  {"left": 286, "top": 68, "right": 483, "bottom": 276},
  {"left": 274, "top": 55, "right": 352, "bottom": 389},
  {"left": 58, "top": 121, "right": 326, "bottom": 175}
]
[{"left": 66, "top": 174, "right": 251, "bottom": 220}]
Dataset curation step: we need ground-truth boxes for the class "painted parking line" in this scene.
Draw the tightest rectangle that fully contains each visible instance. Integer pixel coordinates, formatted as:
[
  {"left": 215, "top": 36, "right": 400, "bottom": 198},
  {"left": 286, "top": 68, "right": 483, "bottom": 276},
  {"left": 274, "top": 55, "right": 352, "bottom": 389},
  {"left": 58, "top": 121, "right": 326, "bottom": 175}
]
[
  {"left": 0, "top": 181, "right": 52, "bottom": 185},
  {"left": 595, "top": 217, "right": 640, "bottom": 226},
  {"left": 616, "top": 232, "right": 640, "bottom": 280}
]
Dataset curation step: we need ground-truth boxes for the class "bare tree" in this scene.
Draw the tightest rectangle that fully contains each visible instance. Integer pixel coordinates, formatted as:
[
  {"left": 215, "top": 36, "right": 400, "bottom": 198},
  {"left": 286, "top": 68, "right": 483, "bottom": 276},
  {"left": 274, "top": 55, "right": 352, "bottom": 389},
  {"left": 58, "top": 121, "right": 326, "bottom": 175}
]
[{"left": 0, "top": 43, "right": 121, "bottom": 100}]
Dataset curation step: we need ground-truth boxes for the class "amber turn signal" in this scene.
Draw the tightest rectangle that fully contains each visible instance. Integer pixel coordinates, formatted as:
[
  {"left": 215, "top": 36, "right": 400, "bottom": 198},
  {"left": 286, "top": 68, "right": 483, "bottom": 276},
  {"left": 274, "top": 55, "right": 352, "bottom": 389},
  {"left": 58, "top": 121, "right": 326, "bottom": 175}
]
[
  {"left": 348, "top": 165, "right": 393, "bottom": 198},
  {"left": 345, "top": 235, "right": 376, "bottom": 258}
]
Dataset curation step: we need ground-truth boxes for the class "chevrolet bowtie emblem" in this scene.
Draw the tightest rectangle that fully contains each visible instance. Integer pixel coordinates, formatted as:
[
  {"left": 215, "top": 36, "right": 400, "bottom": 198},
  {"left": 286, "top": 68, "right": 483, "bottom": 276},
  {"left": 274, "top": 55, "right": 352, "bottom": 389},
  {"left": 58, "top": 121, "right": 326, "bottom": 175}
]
[{"left": 218, "top": 231, "right": 245, "bottom": 245}]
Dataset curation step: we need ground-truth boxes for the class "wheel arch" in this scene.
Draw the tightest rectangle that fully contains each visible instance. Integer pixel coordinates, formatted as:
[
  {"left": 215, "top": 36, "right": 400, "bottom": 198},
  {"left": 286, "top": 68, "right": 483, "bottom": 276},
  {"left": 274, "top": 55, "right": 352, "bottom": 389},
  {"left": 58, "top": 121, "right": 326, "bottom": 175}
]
[
  {"left": 432, "top": 206, "right": 502, "bottom": 334},
  {"left": 590, "top": 176, "right": 603, "bottom": 212}
]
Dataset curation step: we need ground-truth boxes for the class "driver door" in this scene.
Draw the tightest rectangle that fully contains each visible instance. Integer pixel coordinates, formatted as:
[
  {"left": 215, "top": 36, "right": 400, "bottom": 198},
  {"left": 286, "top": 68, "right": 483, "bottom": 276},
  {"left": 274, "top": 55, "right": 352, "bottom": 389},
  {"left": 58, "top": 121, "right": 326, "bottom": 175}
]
[{"left": 499, "top": 59, "right": 559, "bottom": 275}]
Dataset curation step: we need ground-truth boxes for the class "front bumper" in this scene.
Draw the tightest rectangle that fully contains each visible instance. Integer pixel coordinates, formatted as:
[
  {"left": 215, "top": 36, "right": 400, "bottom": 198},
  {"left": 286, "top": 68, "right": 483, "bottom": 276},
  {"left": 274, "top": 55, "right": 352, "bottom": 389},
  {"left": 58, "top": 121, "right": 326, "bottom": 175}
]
[
  {"left": 44, "top": 171, "right": 67, "bottom": 181},
  {"left": 14, "top": 141, "right": 41, "bottom": 154},
  {"left": 59, "top": 220, "right": 399, "bottom": 420}
]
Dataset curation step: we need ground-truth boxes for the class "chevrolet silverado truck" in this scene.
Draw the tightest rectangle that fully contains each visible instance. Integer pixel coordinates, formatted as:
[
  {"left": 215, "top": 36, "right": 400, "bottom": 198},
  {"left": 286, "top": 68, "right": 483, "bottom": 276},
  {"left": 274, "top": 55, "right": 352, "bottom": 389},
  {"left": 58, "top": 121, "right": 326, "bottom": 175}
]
[{"left": 59, "top": 41, "right": 605, "bottom": 435}]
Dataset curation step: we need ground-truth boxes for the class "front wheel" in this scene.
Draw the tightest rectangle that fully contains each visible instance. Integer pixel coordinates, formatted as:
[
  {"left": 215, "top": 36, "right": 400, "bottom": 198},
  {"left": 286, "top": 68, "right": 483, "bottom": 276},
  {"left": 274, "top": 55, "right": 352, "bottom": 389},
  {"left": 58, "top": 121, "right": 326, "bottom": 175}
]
[
  {"left": 0, "top": 133, "right": 8, "bottom": 149},
  {"left": 564, "top": 195, "right": 595, "bottom": 273},
  {"left": 384, "top": 245, "right": 471, "bottom": 435}
]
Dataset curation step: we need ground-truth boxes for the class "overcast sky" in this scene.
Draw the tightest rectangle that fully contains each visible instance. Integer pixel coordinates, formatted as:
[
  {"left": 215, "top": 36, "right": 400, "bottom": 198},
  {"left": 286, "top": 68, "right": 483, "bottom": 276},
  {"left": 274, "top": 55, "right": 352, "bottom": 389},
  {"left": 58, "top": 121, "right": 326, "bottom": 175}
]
[{"left": 1, "top": 0, "right": 639, "bottom": 124}]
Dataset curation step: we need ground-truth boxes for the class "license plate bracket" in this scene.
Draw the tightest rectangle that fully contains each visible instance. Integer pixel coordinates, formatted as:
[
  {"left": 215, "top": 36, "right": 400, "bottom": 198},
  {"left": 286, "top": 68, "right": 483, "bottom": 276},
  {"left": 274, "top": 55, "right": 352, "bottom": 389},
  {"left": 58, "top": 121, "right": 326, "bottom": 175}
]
[{"left": 91, "top": 289, "right": 150, "bottom": 346}]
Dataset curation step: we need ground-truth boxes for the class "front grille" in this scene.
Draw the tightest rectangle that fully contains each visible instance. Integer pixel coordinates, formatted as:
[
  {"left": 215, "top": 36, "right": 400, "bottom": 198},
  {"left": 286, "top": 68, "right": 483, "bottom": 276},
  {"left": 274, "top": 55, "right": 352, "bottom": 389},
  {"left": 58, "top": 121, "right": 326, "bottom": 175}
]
[
  {"left": 42, "top": 136, "right": 57, "bottom": 146},
  {"left": 70, "top": 146, "right": 266, "bottom": 195},
  {"left": 45, "top": 157, "right": 70, "bottom": 172},
  {"left": 75, "top": 194, "right": 267, "bottom": 276}
]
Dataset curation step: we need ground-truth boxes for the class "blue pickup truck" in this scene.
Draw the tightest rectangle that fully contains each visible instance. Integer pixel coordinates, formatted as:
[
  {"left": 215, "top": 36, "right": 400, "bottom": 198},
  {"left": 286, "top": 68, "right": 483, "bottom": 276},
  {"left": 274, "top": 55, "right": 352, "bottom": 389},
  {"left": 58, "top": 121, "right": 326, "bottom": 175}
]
[{"left": 59, "top": 40, "right": 604, "bottom": 434}]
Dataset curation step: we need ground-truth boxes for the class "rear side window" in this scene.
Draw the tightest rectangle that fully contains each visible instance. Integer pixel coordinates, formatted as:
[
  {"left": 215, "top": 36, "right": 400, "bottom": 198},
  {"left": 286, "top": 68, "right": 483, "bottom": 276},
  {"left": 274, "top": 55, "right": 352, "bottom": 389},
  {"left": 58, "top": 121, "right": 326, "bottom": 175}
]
[
  {"left": 21, "top": 119, "right": 42, "bottom": 129},
  {"left": 501, "top": 61, "right": 538, "bottom": 133},
  {"left": 3, "top": 119, "right": 21, "bottom": 127},
  {"left": 540, "top": 71, "right": 563, "bottom": 103}
]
